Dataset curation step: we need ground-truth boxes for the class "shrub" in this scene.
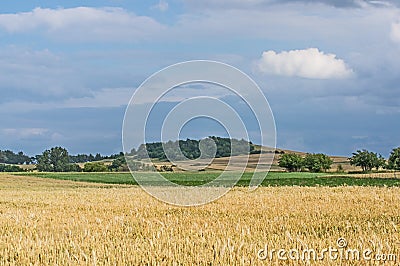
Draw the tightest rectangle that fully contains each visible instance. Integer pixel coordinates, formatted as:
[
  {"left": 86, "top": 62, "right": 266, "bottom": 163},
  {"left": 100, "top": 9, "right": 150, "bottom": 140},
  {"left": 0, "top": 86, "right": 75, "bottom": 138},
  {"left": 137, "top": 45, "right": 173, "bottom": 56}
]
[
  {"left": 83, "top": 162, "right": 108, "bottom": 172},
  {"left": 0, "top": 164, "right": 24, "bottom": 172}
]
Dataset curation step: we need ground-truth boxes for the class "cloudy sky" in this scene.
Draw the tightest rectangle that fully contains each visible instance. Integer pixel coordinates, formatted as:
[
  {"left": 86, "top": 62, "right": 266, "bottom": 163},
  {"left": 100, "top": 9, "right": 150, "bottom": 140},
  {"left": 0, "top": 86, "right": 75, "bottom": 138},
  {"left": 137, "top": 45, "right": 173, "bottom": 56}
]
[{"left": 0, "top": 0, "right": 399, "bottom": 157}]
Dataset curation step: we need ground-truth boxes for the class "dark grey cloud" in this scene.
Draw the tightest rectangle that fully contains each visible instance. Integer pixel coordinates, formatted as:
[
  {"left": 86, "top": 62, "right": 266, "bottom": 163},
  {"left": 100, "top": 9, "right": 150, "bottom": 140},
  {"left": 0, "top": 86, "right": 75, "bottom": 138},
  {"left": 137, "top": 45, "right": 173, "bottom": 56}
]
[
  {"left": 277, "top": 0, "right": 397, "bottom": 8},
  {"left": 182, "top": 0, "right": 398, "bottom": 9}
]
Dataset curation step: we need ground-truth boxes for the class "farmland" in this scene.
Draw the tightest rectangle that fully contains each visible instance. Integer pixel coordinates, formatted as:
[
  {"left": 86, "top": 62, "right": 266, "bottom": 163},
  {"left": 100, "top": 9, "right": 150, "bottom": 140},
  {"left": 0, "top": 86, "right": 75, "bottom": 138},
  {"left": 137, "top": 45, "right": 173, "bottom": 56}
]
[
  {"left": 0, "top": 174, "right": 399, "bottom": 265},
  {"left": 15, "top": 171, "right": 400, "bottom": 187}
]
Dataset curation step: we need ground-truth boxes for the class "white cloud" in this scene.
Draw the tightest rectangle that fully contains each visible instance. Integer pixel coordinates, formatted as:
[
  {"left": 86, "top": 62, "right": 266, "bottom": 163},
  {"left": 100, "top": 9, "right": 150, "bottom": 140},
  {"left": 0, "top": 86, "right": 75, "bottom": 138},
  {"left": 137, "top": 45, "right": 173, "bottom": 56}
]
[
  {"left": 152, "top": 0, "right": 169, "bottom": 12},
  {"left": 63, "top": 88, "right": 133, "bottom": 108},
  {"left": 257, "top": 48, "right": 354, "bottom": 79},
  {"left": 0, "top": 7, "right": 165, "bottom": 41},
  {"left": 0, "top": 128, "right": 65, "bottom": 144},
  {"left": 390, "top": 21, "right": 400, "bottom": 43},
  {"left": 363, "top": 0, "right": 396, "bottom": 7},
  {"left": 1, "top": 128, "right": 48, "bottom": 138}
]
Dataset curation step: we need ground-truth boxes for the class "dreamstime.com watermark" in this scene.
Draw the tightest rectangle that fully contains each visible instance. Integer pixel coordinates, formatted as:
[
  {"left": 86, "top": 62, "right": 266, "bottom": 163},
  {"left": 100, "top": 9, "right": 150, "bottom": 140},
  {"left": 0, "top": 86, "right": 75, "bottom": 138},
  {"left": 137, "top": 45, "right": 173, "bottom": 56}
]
[{"left": 257, "top": 238, "right": 397, "bottom": 262}]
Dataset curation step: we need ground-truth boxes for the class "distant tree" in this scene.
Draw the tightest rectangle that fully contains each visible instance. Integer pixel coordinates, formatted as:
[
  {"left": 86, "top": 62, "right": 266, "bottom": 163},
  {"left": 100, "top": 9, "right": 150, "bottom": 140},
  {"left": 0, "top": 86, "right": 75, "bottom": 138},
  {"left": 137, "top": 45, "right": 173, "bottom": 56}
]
[
  {"left": 349, "top": 149, "right": 381, "bottom": 172},
  {"left": 278, "top": 153, "right": 304, "bottom": 172},
  {"left": 304, "top": 153, "right": 333, "bottom": 172},
  {"left": 129, "top": 148, "right": 137, "bottom": 156},
  {"left": 69, "top": 153, "right": 105, "bottom": 163},
  {"left": 388, "top": 147, "right": 400, "bottom": 171},
  {"left": 0, "top": 152, "right": 5, "bottom": 163},
  {"left": 88, "top": 154, "right": 95, "bottom": 161},
  {"left": 106, "top": 153, "right": 124, "bottom": 160},
  {"left": 36, "top": 147, "right": 70, "bottom": 172},
  {"left": 134, "top": 137, "right": 254, "bottom": 161},
  {"left": 108, "top": 157, "right": 129, "bottom": 172},
  {"left": 0, "top": 150, "right": 31, "bottom": 164},
  {"left": 94, "top": 153, "right": 103, "bottom": 161},
  {"left": 83, "top": 162, "right": 108, "bottom": 172}
]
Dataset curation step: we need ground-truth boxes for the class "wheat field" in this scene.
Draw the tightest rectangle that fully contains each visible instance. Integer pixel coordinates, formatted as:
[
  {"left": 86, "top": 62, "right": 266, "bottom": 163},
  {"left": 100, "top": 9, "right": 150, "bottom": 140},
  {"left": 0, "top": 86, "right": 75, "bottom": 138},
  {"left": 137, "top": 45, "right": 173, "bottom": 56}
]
[{"left": 0, "top": 174, "right": 399, "bottom": 265}]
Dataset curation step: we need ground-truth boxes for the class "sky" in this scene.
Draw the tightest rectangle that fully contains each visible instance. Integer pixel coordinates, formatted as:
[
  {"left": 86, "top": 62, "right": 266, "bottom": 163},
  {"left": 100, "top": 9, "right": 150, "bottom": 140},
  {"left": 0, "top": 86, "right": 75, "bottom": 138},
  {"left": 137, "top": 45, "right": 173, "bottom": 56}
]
[{"left": 0, "top": 0, "right": 400, "bottom": 157}]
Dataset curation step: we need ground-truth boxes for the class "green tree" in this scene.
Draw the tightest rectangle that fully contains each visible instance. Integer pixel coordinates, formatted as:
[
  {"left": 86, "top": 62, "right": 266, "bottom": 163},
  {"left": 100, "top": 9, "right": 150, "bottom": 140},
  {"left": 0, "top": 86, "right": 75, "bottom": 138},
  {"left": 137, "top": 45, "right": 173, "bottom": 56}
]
[
  {"left": 278, "top": 153, "right": 304, "bottom": 172},
  {"left": 349, "top": 149, "right": 381, "bottom": 172},
  {"left": 94, "top": 153, "right": 103, "bottom": 161},
  {"left": 37, "top": 147, "right": 71, "bottom": 172},
  {"left": 108, "top": 157, "right": 129, "bottom": 172},
  {"left": 304, "top": 153, "right": 333, "bottom": 172},
  {"left": 388, "top": 147, "right": 400, "bottom": 171}
]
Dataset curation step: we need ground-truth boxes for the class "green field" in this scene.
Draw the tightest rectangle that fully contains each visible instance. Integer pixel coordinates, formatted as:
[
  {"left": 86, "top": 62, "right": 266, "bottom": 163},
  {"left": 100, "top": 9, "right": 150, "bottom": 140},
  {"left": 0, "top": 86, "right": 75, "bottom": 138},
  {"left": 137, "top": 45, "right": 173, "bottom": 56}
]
[{"left": 13, "top": 171, "right": 400, "bottom": 187}]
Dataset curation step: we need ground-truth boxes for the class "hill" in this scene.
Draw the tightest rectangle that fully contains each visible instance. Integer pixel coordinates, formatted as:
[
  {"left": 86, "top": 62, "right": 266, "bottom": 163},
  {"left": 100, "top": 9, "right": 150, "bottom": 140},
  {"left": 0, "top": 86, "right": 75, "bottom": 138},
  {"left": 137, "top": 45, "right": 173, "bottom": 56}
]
[
  {"left": 127, "top": 137, "right": 355, "bottom": 172},
  {"left": 129, "top": 136, "right": 260, "bottom": 161}
]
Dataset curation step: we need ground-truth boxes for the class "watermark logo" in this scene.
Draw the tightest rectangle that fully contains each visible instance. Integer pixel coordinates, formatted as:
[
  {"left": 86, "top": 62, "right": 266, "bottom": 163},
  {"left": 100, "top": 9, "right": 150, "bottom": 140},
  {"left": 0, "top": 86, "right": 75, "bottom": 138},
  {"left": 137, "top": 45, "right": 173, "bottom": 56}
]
[
  {"left": 257, "top": 238, "right": 397, "bottom": 262},
  {"left": 122, "top": 60, "right": 276, "bottom": 206}
]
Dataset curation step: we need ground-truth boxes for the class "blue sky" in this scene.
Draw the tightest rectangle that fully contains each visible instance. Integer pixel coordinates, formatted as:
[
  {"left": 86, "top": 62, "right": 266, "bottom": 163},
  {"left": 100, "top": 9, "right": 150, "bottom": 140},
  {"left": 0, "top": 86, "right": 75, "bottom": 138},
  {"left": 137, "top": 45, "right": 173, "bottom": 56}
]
[{"left": 1, "top": 0, "right": 400, "bottom": 157}]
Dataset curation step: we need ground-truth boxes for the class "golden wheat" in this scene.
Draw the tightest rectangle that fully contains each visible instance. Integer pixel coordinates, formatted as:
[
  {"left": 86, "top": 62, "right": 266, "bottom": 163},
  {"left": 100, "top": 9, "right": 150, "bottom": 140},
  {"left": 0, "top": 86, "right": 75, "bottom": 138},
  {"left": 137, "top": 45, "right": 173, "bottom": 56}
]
[{"left": 0, "top": 174, "right": 399, "bottom": 265}]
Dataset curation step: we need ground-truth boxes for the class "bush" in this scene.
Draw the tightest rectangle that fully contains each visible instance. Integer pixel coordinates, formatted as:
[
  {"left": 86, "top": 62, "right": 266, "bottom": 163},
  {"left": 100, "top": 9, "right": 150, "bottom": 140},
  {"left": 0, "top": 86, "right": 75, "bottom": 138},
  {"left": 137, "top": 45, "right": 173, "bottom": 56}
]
[
  {"left": 0, "top": 164, "right": 25, "bottom": 172},
  {"left": 83, "top": 162, "right": 108, "bottom": 172},
  {"left": 67, "top": 164, "right": 82, "bottom": 172},
  {"left": 159, "top": 165, "right": 173, "bottom": 172}
]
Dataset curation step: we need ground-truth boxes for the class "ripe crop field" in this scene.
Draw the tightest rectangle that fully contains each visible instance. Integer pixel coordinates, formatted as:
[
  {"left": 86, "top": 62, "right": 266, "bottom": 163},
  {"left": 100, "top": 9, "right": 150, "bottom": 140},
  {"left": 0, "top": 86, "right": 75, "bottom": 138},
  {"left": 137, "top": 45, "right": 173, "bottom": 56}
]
[{"left": 1, "top": 174, "right": 400, "bottom": 265}]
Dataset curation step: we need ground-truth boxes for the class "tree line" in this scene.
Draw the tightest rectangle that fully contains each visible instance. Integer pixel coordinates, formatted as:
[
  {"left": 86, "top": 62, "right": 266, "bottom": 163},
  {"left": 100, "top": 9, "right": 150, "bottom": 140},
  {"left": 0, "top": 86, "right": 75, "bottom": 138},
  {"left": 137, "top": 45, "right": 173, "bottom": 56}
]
[
  {"left": 278, "top": 153, "right": 333, "bottom": 172},
  {"left": 34, "top": 147, "right": 153, "bottom": 173},
  {"left": 278, "top": 147, "right": 400, "bottom": 173},
  {"left": 0, "top": 150, "right": 32, "bottom": 165},
  {"left": 0, "top": 147, "right": 126, "bottom": 172},
  {"left": 2, "top": 142, "right": 400, "bottom": 174},
  {"left": 0, "top": 149, "right": 121, "bottom": 165},
  {"left": 36, "top": 147, "right": 133, "bottom": 172},
  {"left": 1, "top": 137, "right": 257, "bottom": 172},
  {"left": 349, "top": 148, "right": 400, "bottom": 172}
]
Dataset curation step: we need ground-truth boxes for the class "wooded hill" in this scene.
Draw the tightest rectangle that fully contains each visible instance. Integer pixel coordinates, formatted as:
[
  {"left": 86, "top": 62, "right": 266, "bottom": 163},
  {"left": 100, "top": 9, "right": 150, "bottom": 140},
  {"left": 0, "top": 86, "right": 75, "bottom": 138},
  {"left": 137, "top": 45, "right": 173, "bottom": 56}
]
[{"left": 129, "top": 136, "right": 259, "bottom": 161}]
